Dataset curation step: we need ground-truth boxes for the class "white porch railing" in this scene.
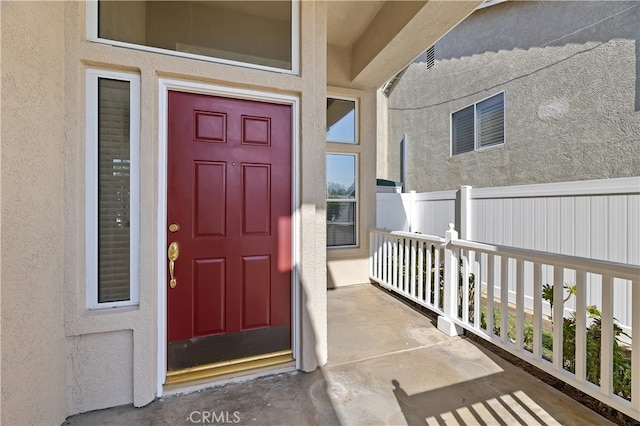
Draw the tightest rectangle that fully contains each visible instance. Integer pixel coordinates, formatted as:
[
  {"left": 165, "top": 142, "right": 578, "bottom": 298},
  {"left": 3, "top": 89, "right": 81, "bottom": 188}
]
[
  {"left": 370, "top": 226, "right": 640, "bottom": 421},
  {"left": 376, "top": 177, "right": 640, "bottom": 337}
]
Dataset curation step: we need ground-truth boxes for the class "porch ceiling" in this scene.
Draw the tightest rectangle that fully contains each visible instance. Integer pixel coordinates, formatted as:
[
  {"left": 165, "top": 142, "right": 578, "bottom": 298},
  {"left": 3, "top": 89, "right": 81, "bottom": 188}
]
[{"left": 326, "top": 0, "right": 484, "bottom": 89}]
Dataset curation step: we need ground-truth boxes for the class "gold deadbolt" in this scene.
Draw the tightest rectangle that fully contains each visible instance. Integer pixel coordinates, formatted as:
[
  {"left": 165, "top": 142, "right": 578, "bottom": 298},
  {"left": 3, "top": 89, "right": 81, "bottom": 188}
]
[{"left": 169, "top": 223, "right": 180, "bottom": 233}]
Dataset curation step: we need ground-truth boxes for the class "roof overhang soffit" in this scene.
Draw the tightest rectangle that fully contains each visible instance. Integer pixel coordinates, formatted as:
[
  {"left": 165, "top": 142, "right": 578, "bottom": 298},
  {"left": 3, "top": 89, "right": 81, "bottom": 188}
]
[{"left": 348, "top": 0, "right": 483, "bottom": 89}]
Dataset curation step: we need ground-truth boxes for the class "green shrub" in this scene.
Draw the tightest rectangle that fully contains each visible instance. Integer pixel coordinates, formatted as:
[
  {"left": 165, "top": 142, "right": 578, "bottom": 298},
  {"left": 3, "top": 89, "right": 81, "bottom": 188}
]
[
  {"left": 542, "top": 284, "right": 631, "bottom": 400},
  {"left": 478, "top": 285, "right": 632, "bottom": 400}
]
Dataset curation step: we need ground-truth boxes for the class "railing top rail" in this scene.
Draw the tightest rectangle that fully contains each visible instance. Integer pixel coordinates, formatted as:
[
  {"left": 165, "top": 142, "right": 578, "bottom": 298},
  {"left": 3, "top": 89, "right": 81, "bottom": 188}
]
[
  {"left": 370, "top": 228, "right": 445, "bottom": 244},
  {"left": 451, "top": 238, "right": 640, "bottom": 280},
  {"left": 470, "top": 176, "right": 640, "bottom": 199},
  {"left": 414, "top": 190, "right": 457, "bottom": 201}
]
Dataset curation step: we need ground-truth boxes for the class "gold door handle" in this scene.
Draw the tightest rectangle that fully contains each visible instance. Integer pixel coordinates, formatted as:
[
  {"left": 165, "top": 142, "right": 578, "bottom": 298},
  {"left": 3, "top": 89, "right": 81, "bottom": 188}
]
[{"left": 168, "top": 242, "right": 179, "bottom": 288}]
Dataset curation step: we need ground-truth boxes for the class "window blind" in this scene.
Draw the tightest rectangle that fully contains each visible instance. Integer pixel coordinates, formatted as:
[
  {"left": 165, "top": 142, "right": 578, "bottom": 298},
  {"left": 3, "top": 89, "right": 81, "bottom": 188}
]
[
  {"left": 477, "top": 93, "right": 504, "bottom": 148},
  {"left": 452, "top": 105, "right": 475, "bottom": 155},
  {"left": 98, "top": 78, "right": 131, "bottom": 303},
  {"left": 327, "top": 201, "right": 356, "bottom": 246}
]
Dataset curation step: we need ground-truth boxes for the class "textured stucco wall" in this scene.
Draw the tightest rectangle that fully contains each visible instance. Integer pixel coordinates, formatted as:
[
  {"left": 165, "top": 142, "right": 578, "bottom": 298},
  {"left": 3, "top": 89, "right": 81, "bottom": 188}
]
[
  {"left": 386, "top": 1, "right": 640, "bottom": 192},
  {"left": 297, "top": 0, "right": 328, "bottom": 370},
  {"left": 1, "top": 2, "right": 68, "bottom": 424},
  {"left": 67, "top": 331, "right": 133, "bottom": 413}
]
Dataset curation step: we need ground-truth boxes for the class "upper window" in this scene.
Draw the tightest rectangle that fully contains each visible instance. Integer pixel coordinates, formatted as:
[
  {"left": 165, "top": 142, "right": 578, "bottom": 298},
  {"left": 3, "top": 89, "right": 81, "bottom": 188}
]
[
  {"left": 326, "top": 98, "right": 357, "bottom": 143},
  {"left": 86, "top": 69, "right": 140, "bottom": 309},
  {"left": 88, "top": 1, "right": 298, "bottom": 73},
  {"left": 451, "top": 92, "right": 504, "bottom": 155}
]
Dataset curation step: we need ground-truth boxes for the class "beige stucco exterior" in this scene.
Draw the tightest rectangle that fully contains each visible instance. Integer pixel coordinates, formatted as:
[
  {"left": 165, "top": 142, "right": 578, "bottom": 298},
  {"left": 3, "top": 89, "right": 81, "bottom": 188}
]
[
  {"left": 1, "top": 1, "right": 481, "bottom": 423},
  {"left": 1, "top": 2, "right": 68, "bottom": 423}
]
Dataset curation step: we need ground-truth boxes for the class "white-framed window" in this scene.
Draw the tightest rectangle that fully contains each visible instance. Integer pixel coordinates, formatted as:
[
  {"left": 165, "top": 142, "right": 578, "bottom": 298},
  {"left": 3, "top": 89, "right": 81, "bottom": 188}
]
[
  {"left": 86, "top": 69, "right": 140, "bottom": 309},
  {"left": 326, "top": 97, "right": 358, "bottom": 144},
  {"left": 86, "top": 0, "right": 299, "bottom": 75},
  {"left": 451, "top": 92, "right": 505, "bottom": 155},
  {"left": 326, "top": 153, "right": 357, "bottom": 247}
]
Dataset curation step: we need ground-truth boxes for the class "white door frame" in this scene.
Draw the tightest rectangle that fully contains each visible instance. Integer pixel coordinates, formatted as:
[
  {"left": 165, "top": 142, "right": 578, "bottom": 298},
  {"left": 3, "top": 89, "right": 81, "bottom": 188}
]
[{"left": 156, "top": 78, "right": 301, "bottom": 396}]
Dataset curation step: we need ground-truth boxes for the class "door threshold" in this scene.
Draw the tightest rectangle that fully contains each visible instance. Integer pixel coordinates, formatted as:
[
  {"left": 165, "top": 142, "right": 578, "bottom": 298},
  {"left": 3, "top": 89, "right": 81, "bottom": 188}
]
[{"left": 164, "top": 350, "right": 293, "bottom": 388}]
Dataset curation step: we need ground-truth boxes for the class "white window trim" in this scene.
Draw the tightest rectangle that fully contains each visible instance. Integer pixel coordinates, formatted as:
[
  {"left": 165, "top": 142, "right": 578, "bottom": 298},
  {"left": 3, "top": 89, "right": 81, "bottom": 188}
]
[
  {"left": 326, "top": 153, "right": 359, "bottom": 249},
  {"left": 86, "top": 0, "right": 300, "bottom": 75},
  {"left": 450, "top": 91, "right": 505, "bottom": 156},
  {"left": 326, "top": 95, "right": 359, "bottom": 144},
  {"left": 85, "top": 68, "right": 141, "bottom": 310}
]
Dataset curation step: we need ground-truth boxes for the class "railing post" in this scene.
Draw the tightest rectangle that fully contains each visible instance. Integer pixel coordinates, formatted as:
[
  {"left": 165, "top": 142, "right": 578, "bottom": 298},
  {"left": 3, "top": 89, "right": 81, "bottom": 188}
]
[{"left": 438, "top": 223, "right": 464, "bottom": 336}]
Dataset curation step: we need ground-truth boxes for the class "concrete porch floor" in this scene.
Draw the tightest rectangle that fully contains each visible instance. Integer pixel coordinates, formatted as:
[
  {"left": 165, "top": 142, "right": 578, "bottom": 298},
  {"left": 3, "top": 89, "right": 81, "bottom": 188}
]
[{"left": 65, "top": 284, "right": 612, "bottom": 425}]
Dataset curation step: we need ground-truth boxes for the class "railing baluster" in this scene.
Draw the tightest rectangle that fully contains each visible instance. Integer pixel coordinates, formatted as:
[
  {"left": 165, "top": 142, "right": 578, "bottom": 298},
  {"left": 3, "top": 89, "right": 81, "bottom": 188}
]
[
  {"left": 600, "top": 275, "right": 614, "bottom": 398},
  {"left": 434, "top": 245, "right": 441, "bottom": 309},
  {"left": 516, "top": 258, "right": 525, "bottom": 351},
  {"left": 410, "top": 238, "right": 417, "bottom": 297},
  {"left": 426, "top": 243, "right": 433, "bottom": 306},
  {"left": 375, "top": 233, "right": 381, "bottom": 280},
  {"left": 552, "top": 266, "right": 564, "bottom": 371},
  {"left": 575, "top": 270, "right": 587, "bottom": 382},
  {"left": 398, "top": 239, "right": 402, "bottom": 290},
  {"left": 533, "top": 262, "right": 543, "bottom": 360},
  {"left": 462, "top": 250, "right": 469, "bottom": 322},
  {"left": 500, "top": 255, "right": 509, "bottom": 344},
  {"left": 404, "top": 237, "right": 410, "bottom": 294},
  {"left": 370, "top": 232, "right": 376, "bottom": 280},
  {"left": 386, "top": 236, "right": 392, "bottom": 285},
  {"left": 392, "top": 237, "right": 398, "bottom": 289},
  {"left": 470, "top": 250, "right": 479, "bottom": 329},
  {"left": 632, "top": 277, "right": 640, "bottom": 414},
  {"left": 380, "top": 235, "right": 389, "bottom": 284},
  {"left": 487, "top": 253, "right": 494, "bottom": 336},
  {"left": 417, "top": 241, "right": 424, "bottom": 302}
]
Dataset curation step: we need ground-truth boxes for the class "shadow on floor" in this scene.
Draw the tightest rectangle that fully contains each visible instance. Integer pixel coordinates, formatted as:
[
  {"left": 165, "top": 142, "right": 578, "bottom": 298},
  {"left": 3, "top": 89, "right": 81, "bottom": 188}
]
[{"left": 392, "top": 373, "right": 562, "bottom": 425}]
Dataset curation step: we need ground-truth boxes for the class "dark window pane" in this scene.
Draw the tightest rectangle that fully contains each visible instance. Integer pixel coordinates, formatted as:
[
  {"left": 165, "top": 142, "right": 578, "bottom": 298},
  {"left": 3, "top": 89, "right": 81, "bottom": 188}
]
[
  {"left": 477, "top": 93, "right": 504, "bottom": 148},
  {"left": 326, "top": 154, "right": 356, "bottom": 199},
  {"left": 452, "top": 105, "right": 475, "bottom": 155},
  {"left": 326, "top": 98, "right": 356, "bottom": 143},
  {"left": 98, "top": 1, "right": 292, "bottom": 70},
  {"left": 98, "top": 78, "right": 131, "bottom": 303},
  {"left": 327, "top": 202, "right": 356, "bottom": 246}
]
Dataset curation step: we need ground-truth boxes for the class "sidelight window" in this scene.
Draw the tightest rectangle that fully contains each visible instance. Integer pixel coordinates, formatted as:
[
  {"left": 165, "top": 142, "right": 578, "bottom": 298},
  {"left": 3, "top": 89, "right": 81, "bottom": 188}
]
[{"left": 86, "top": 69, "right": 140, "bottom": 309}]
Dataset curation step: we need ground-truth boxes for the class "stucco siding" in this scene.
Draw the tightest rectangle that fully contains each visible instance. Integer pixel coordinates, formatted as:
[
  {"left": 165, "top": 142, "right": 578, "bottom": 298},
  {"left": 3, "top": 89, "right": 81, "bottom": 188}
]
[
  {"left": 1, "top": 2, "right": 68, "bottom": 425},
  {"left": 67, "top": 331, "right": 134, "bottom": 414},
  {"left": 386, "top": 1, "right": 640, "bottom": 192}
]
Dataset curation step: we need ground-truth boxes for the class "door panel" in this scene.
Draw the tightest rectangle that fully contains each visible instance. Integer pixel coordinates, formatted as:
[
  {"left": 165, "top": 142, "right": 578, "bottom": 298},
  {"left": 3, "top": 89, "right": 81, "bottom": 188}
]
[
  {"left": 242, "top": 164, "right": 271, "bottom": 236},
  {"left": 193, "top": 258, "right": 226, "bottom": 336},
  {"left": 194, "top": 161, "right": 226, "bottom": 237},
  {"left": 167, "top": 91, "right": 292, "bottom": 372},
  {"left": 242, "top": 255, "right": 271, "bottom": 328}
]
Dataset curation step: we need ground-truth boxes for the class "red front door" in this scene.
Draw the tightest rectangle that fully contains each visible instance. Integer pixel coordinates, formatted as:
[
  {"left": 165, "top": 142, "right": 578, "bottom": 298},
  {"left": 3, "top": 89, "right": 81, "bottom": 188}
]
[{"left": 166, "top": 91, "right": 292, "bottom": 372}]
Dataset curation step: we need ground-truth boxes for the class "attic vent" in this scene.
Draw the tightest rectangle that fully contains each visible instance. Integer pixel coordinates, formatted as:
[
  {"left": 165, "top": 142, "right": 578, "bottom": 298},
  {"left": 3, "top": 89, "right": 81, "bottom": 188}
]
[{"left": 425, "top": 46, "right": 435, "bottom": 70}]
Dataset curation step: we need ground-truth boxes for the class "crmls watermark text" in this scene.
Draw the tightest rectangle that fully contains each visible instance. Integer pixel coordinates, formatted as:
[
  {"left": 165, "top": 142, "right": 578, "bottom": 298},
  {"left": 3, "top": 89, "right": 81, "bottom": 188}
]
[{"left": 187, "top": 410, "right": 241, "bottom": 424}]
